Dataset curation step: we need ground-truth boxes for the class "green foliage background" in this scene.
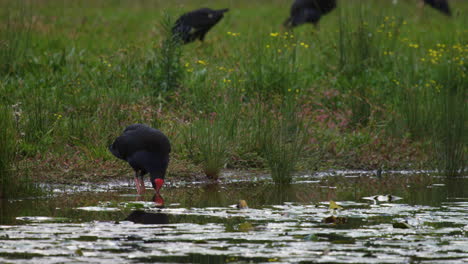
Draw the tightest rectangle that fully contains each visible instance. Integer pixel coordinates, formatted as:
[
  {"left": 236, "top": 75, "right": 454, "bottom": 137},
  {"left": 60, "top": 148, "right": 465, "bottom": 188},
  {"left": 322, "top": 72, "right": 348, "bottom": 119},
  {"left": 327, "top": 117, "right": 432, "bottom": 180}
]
[{"left": 0, "top": 0, "right": 466, "bottom": 187}]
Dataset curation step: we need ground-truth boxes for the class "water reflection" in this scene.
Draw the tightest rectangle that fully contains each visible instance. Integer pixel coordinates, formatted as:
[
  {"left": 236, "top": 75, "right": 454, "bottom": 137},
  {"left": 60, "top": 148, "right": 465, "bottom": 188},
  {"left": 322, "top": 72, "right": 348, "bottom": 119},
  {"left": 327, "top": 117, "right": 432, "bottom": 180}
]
[
  {"left": 0, "top": 173, "right": 467, "bottom": 263},
  {"left": 152, "top": 193, "right": 165, "bottom": 207},
  {"left": 124, "top": 210, "right": 169, "bottom": 224}
]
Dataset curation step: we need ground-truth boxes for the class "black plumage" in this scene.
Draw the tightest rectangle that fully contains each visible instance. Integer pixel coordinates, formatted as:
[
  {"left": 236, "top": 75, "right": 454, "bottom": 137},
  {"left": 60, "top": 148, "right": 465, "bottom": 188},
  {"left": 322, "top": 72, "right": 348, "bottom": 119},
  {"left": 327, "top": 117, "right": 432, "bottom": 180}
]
[
  {"left": 284, "top": 0, "right": 337, "bottom": 28},
  {"left": 172, "top": 8, "right": 229, "bottom": 44},
  {"left": 109, "top": 124, "right": 171, "bottom": 195},
  {"left": 423, "top": 0, "right": 451, "bottom": 16}
]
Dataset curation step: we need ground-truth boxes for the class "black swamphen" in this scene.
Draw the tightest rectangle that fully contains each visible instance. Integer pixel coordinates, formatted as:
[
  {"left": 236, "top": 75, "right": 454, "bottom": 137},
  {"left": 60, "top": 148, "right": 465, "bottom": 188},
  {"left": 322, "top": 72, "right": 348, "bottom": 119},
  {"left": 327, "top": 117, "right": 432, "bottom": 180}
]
[
  {"left": 422, "top": 0, "right": 451, "bottom": 16},
  {"left": 109, "top": 124, "right": 171, "bottom": 198},
  {"left": 172, "top": 8, "right": 229, "bottom": 44},
  {"left": 284, "top": 0, "right": 337, "bottom": 28}
]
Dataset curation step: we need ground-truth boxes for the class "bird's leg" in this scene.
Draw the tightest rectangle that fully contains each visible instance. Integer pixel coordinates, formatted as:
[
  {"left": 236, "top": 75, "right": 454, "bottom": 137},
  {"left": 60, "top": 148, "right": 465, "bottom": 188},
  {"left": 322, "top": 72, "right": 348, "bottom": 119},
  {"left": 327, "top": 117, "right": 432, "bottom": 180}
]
[
  {"left": 134, "top": 174, "right": 142, "bottom": 195},
  {"left": 134, "top": 170, "right": 146, "bottom": 195},
  {"left": 139, "top": 176, "right": 146, "bottom": 194}
]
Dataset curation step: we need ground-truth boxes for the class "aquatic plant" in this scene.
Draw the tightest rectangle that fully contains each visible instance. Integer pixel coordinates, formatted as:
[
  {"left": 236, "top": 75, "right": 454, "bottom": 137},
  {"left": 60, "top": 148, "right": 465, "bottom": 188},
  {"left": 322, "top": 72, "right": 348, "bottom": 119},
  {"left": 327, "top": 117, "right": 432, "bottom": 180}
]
[
  {"left": 258, "top": 102, "right": 308, "bottom": 184},
  {"left": 391, "top": 42, "right": 467, "bottom": 176},
  {"left": 182, "top": 117, "right": 231, "bottom": 180}
]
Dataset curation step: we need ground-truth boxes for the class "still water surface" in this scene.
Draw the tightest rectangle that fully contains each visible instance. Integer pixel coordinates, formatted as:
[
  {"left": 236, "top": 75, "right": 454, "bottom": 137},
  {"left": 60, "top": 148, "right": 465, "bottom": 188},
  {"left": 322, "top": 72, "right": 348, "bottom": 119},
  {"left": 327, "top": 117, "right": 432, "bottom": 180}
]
[{"left": 1, "top": 171, "right": 467, "bottom": 263}]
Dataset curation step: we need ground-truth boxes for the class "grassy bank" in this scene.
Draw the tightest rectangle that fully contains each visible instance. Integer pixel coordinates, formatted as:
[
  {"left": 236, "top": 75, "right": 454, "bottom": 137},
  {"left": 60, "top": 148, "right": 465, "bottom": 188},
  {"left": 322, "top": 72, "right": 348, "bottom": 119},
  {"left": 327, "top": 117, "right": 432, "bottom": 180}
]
[{"left": 0, "top": 0, "right": 466, "bottom": 190}]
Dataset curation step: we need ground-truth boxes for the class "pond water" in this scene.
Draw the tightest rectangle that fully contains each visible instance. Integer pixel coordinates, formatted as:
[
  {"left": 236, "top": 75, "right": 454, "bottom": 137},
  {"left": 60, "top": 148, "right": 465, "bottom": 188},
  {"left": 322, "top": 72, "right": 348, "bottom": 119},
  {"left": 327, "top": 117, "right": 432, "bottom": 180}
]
[{"left": 1, "top": 171, "right": 467, "bottom": 263}]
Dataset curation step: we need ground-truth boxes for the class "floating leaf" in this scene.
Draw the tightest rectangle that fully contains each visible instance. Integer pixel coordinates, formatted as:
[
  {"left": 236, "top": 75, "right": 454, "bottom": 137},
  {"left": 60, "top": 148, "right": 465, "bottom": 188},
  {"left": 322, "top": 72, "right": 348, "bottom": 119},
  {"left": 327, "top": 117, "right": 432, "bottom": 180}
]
[
  {"left": 237, "top": 200, "right": 249, "bottom": 209},
  {"left": 329, "top": 200, "right": 344, "bottom": 210},
  {"left": 303, "top": 234, "right": 319, "bottom": 241},
  {"left": 323, "top": 215, "right": 348, "bottom": 224},
  {"left": 237, "top": 222, "right": 254, "bottom": 232},
  {"left": 392, "top": 222, "right": 412, "bottom": 229}
]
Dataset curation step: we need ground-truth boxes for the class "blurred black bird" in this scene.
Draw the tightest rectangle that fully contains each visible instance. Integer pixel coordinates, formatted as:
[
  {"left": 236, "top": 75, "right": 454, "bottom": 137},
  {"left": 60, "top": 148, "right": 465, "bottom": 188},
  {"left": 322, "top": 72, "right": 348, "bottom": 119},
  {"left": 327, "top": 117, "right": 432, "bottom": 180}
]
[
  {"left": 422, "top": 0, "right": 451, "bottom": 16},
  {"left": 172, "top": 8, "right": 229, "bottom": 44},
  {"left": 109, "top": 124, "right": 171, "bottom": 196},
  {"left": 284, "top": 0, "right": 337, "bottom": 28}
]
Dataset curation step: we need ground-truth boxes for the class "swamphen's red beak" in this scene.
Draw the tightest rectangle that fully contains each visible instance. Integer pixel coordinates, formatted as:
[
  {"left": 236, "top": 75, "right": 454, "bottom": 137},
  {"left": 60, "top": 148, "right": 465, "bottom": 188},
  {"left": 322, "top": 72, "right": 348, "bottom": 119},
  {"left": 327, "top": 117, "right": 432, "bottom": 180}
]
[{"left": 154, "top": 178, "right": 164, "bottom": 193}]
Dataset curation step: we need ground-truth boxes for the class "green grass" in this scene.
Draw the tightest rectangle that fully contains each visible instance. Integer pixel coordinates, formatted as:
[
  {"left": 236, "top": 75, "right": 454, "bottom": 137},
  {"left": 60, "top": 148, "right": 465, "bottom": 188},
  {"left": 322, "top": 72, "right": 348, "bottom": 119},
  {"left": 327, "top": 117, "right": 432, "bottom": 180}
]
[
  {"left": 0, "top": 0, "right": 466, "bottom": 184},
  {"left": 0, "top": 104, "right": 41, "bottom": 198},
  {"left": 0, "top": 105, "right": 17, "bottom": 198}
]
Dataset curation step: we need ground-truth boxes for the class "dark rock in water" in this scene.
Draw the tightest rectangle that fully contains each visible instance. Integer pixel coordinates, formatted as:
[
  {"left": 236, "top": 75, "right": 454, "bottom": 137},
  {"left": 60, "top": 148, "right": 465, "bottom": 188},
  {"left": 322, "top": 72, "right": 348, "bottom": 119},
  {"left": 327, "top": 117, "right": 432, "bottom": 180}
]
[{"left": 376, "top": 168, "right": 382, "bottom": 178}]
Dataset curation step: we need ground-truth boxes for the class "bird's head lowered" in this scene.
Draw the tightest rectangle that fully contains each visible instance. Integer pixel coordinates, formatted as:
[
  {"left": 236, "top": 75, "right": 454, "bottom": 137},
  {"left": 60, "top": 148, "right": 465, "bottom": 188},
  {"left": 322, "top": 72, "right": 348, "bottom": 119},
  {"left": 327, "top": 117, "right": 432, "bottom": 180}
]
[
  {"left": 203, "top": 8, "right": 229, "bottom": 22},
  {"left": 108, "top": 142, "right": 123, "bottom": 159},
  {"left": 149, "top": 167, "right": 167, "bottom": 194},
  {"left": 152, "top": 178, "right": 165, "bottom": 193}
]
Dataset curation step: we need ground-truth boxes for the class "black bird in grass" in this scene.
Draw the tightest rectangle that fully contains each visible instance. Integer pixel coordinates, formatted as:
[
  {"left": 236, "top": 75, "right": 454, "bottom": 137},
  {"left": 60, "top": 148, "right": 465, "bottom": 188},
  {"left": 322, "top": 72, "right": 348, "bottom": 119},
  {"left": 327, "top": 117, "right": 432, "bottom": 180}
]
[
  {"left": 422, "top": 0, "right": 451, "bottom": 16},
  {"left": 172, "top": 8, "right": 229, "bottom": 44},
  {"left": 284, "top": 0, "right": 337, "bottom": 28},
  {"left": 109, "top": 124, "right": 171, "bottom": 200}
]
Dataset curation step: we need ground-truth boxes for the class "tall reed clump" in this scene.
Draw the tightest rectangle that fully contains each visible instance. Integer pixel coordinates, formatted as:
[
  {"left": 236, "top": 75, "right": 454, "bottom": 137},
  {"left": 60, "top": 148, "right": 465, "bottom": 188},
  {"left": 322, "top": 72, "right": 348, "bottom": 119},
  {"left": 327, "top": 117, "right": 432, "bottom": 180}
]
[
  {"left": 182, "top": 116, "right": 232, "bottom": 180},
  {"left": 0, "top": 105, "right": 18, "bottom": 198},
  {"left": 257, "top": 100, "right": 308, "bottom": 184},
  {"left": 434, "top": 77, "right": 466, "bottom": 176},
  {"left": 427, "top": 45, "right": 466, "bottom": 176},
  {"left": 145, "top": 13, "right": 183, "bottom": 97},
  {"left": 336, "top": 5, "right": 402, "bottom": 126},
  {"left": 0, "top": 1, "right": 32, "bottom": 76},
  {"left": 397, "top": 43, "right": 466, "bottom": 176}
]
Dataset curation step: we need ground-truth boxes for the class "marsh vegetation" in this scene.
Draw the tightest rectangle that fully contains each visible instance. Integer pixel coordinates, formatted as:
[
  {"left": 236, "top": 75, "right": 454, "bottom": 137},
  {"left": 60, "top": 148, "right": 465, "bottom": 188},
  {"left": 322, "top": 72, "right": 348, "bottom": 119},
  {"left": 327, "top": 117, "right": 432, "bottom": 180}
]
[{"left": 0, "top": 0, "right": 466, "bottom": 193}]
